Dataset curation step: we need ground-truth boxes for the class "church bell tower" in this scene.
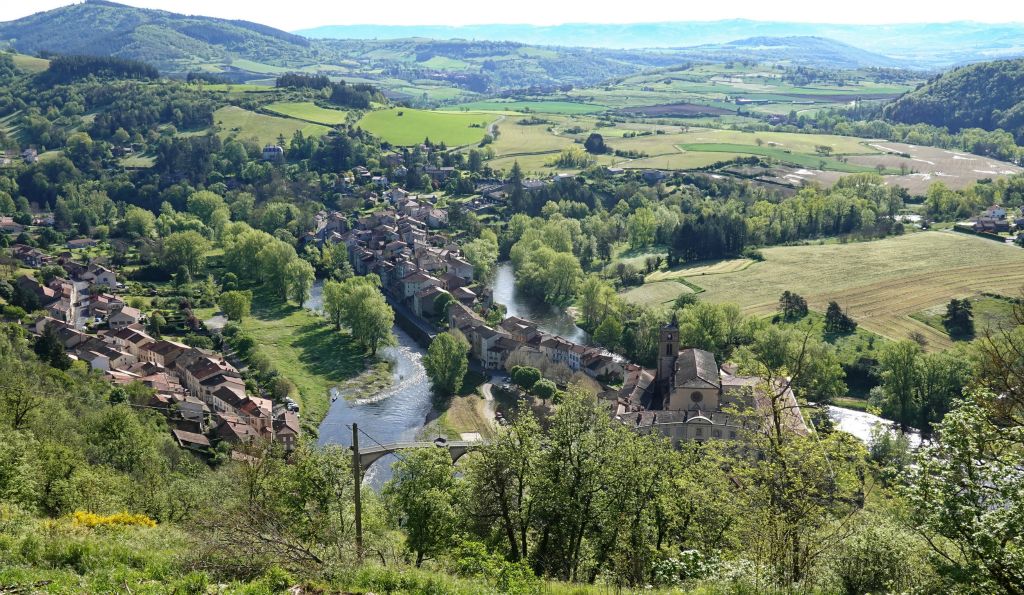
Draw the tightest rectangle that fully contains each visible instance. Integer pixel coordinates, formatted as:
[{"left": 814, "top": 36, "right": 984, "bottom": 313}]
[{"left": 658, "top": 314, "right": 680, "bottom": 387}]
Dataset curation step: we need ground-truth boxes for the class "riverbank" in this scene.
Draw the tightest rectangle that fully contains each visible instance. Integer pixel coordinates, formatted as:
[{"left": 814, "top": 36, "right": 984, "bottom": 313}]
[{"left": 241, "top": 295, "right": 392, "bottom": 429}]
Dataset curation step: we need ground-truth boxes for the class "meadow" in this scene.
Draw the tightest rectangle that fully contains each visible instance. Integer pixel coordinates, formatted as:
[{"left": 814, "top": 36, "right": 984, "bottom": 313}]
[
  {"left": 240, "top": 297, "right": 390, "bottom": 426},
  {"left": 357, "top": 108, "right": 497, "bottom": 146},
  {"left": 444, "top": 100, "right": 608, "bottom": 114},
  {"left": 12, "top": 53, "right": 49, "bottom": 73},
  {"left": 214, "top": 106, "right": 331, "bottom": 146},
  {"left": 264, "top": 101, "right": 348, "bottom": 125},
  {"left": 651, "top": 231, "right": 1024, "bottom": 350},
  {"left": 620, "top": 280, "right": 694, "bottom": 306}
]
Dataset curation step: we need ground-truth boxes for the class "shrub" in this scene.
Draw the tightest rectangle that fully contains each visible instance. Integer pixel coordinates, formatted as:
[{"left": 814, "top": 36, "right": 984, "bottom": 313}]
[{"left": 72, "top": 511, "right": 157, "bottom": 528}]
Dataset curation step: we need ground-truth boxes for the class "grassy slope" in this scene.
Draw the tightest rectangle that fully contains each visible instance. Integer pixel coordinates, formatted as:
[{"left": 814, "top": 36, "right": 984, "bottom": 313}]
[
  {"left": 264, "top": 101, "right": 348, "bottom": 125},
  {"left": 683, "top": 231, "right": 1024, "bottom": 349},
  {"left": 910, "top": 294, "right": 1020, "bottom": 339},
  {"left": 12, "top": 53, "right": 49, "bottom": 73},
  {"left": 214, "top": 106, "right": 330, "bottom": 147},
  {"left": 357, "top": 108, "right": 495, "bottom": 146},
  {"left": 679, "top": 142, "right": 880, "bottom": 173}
]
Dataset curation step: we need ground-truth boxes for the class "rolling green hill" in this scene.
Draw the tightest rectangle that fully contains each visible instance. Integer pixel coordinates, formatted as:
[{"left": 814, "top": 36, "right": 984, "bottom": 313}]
[
  {"left": 0, "top": 0, "right": 314, "bottom": 77},
  {"left": 883, "top": 58, "right": 1024, "bottom": 143}
]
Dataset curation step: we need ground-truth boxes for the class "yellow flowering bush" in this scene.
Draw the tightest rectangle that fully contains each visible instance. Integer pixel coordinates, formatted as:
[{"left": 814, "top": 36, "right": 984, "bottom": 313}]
[{"left": 71, "top": 511, "right": 157, "bottom": 528}]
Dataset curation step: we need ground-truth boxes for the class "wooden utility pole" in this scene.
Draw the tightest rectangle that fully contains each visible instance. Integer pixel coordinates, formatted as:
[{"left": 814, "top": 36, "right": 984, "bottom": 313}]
[{"left": 352, "top": 423, "right": 363, "bottom": 562}]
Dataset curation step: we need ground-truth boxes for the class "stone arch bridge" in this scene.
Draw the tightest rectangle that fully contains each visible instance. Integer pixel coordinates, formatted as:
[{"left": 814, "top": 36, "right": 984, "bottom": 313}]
[{"left": 354, "top": 440, "right": 478, "bottom": 470}]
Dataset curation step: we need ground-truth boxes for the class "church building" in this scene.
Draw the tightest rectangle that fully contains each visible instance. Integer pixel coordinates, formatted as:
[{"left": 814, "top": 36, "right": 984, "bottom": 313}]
[{"left": 614, "top": 316, "right": 808, "bottom": 445}]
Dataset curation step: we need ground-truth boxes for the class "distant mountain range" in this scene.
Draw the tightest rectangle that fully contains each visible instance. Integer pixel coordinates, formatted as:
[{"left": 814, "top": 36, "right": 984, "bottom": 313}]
[
  {"left": 1, "top": 0, "right": 1018, "bottom": 91},
  {"left": 666, "top": 36, "right": 906, "bottom": 69},
  {"left": 298, "top": 20, "right": 1024, "bottom": 68}
]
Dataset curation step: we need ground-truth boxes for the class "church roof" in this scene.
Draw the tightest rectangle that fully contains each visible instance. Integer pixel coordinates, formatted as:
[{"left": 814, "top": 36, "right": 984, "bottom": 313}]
[{"left": 675, "top": 348, "right": 721, "bottom": 389}]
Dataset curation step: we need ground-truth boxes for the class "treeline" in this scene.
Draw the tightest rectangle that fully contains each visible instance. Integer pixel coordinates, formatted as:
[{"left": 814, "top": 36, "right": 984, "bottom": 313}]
[
  {"left": 43, "top": 55, "right": 159, "bottom": 83},
  {"left": 328, "top": 80, "right": 384, "bottom": 109},
  {"left": 276, "top": 73, "right": 331, "bottom": 90}
]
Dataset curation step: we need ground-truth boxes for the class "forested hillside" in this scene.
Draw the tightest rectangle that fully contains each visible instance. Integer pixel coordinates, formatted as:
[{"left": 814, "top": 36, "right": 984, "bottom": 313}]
[
  {"left": 0, "top": 0, "right": 313, "bottom": 74},
  {"left": 884, "top": 59, "right": 1024, "bottom": 143}
]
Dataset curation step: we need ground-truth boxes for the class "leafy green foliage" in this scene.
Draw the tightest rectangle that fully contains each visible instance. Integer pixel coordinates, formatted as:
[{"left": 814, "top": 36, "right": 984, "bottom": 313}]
[
  {"left": 423, "top": 331, "right": 470, "bottom": 397},
  {"left": 885, "top": 58, "right": 1024, "bottom": 143}
]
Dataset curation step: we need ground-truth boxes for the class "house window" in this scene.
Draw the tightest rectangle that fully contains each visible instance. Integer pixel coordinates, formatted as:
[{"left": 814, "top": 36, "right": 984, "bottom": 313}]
[
  {"left": 695, "top": 427, "right": 703, "bottom": 437},
  {"left": 690, "top": 391, "right": 703, "bottom": 403},
  {"left": 712, "top": 429, "right": 721, "bottom": 438},
  {"left": 666, "top": 344, "right": 673, "bottom": 355},
  {"left": 729, "top": 431, "right": 736, "bottom": 439}
]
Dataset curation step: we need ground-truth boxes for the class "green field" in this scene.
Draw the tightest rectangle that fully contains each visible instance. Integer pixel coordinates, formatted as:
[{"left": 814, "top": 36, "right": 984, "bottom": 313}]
[
  {"left": 679, "top": 143, "right": 880, "bottom": 173},
  {"left": 214, "top": 106, "right": 331, "bottom": 146},
  {"left": 419, "top": 56, "right": 473, "bottom": 71},
  {"left": 357, "top": 108, "right": 496, "bottom": 146},
  {"left": 265, "top": 102, "right": 348, "bottom": 125},
  {"left": 197, "top": 83, "right": 275, "bottom": 93},
  {"left": 646, "top": 258, "right": 756, "bottom": 282},
  {"left": 910, "top": 294, "right": 1020, "bottom": 339},
  {"left": 678, "top": 231, "right": 1024, "bottom": 349},
  {"left": 620, "top": 280, "right": 694, "bottom": 306},
  {"left": 12, "top": 53, "right": 49, "bottom": 73},
  {"left": 229, "top": 58, "right": 291, "bottom": 74},
  {"left": 241, "top": 297, "right": 390, "bottom": 426},
  {"left": 444, "top": 100, "right": 608, "bottom": 114}
]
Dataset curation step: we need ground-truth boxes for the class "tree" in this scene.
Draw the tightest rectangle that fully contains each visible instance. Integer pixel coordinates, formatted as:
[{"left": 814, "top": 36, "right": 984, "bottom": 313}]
[
  {"left": 879, "top": 340, "right": 921, "bottom": 432},
  {"left": 423, "top": 331, "right": 469, "bottom": 397},
  {"left": 577, "top": 275, "right": 619, "bottom": 330},
  {"left": 510, "top": 366, "right": 542, "bottom": 391},
  {"left": 218, "top": 290, "right": 252, "bottom": 322},
  {"left": 122, "top": 206, "right": 156, "bottom": 239},
  {"left": 942, "top": 297, "right": 974, "bottom": 338},
  {"left": 531, "top": 379, "right": 556, "bottom": 403},
  {"left": 626, "top": 207, "right": 657, "bottom": 249},
  {"left": 383, "top": 447, "right": 459, "bottom": 567},
  {"left": 33, "top": 325, "right": 71, "bottom": 370},
  {"left": 464, "top": 410, "right": 542, "bottom": 562},
  {"left": 256, "top": 240, "right": 297, "bottom": 300},
  {"left": 321, "top": 279, "right": 346, "bottom": 330},
  {"left": 584, "top": 133, "right": 608, "bottom": 154},
  {"left": 462, "top": 230, "right": 499, "bottom": 281},
  {"left": 824, "top": 300, "right": 857, "bottom": 334},
  {"left": 593, "top": 317, "right": 622, "bottom": 350},
  {"left": 285, "top": 258, "right": 315, "bottom": 305},
  {"left": 162, "top": 230, "right": 209, "bottom": 277},
  {"left": 186, "top": 190, "right": 226, "bottom": 222},
  {"left": 778, "top": 290, "right": 808, "bottom": 321},
  {"left": 906, "top": 391, "right": 1024, "bottom": 593},
  {"left": 336, "top": 278, "right": 395, "bottom": 355}
]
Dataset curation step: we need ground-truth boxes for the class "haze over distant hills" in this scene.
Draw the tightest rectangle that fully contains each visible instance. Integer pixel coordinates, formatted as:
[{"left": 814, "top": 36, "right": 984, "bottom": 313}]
[{"left": 299, "top": 20, "right": 1024, "bottom": 67}]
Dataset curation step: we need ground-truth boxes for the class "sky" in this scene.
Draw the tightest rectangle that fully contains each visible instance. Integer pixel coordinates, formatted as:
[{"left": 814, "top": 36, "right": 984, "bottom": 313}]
[{"left": 1, "top": 0, "right": 1022, "bottom": 30}]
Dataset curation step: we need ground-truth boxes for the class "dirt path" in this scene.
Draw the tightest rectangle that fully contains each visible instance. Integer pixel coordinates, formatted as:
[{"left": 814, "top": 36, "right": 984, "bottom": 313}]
[{"left": 479, "top": 382, "right": 498, "bottom": 424}]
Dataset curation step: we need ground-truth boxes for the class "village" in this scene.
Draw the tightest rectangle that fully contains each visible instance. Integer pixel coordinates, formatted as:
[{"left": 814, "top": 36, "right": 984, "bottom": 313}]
[{"left": 9, "top": 244, "right": 300, "bottom": 457}]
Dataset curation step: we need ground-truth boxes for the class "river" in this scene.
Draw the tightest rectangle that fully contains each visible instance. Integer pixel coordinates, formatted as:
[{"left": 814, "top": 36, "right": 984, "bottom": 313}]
[
  {"left": 309, "top": 268, "right": 897, "bottom": 488},
  {"left": 492, "top": 262, "right": 590, "bottom": 345}
]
